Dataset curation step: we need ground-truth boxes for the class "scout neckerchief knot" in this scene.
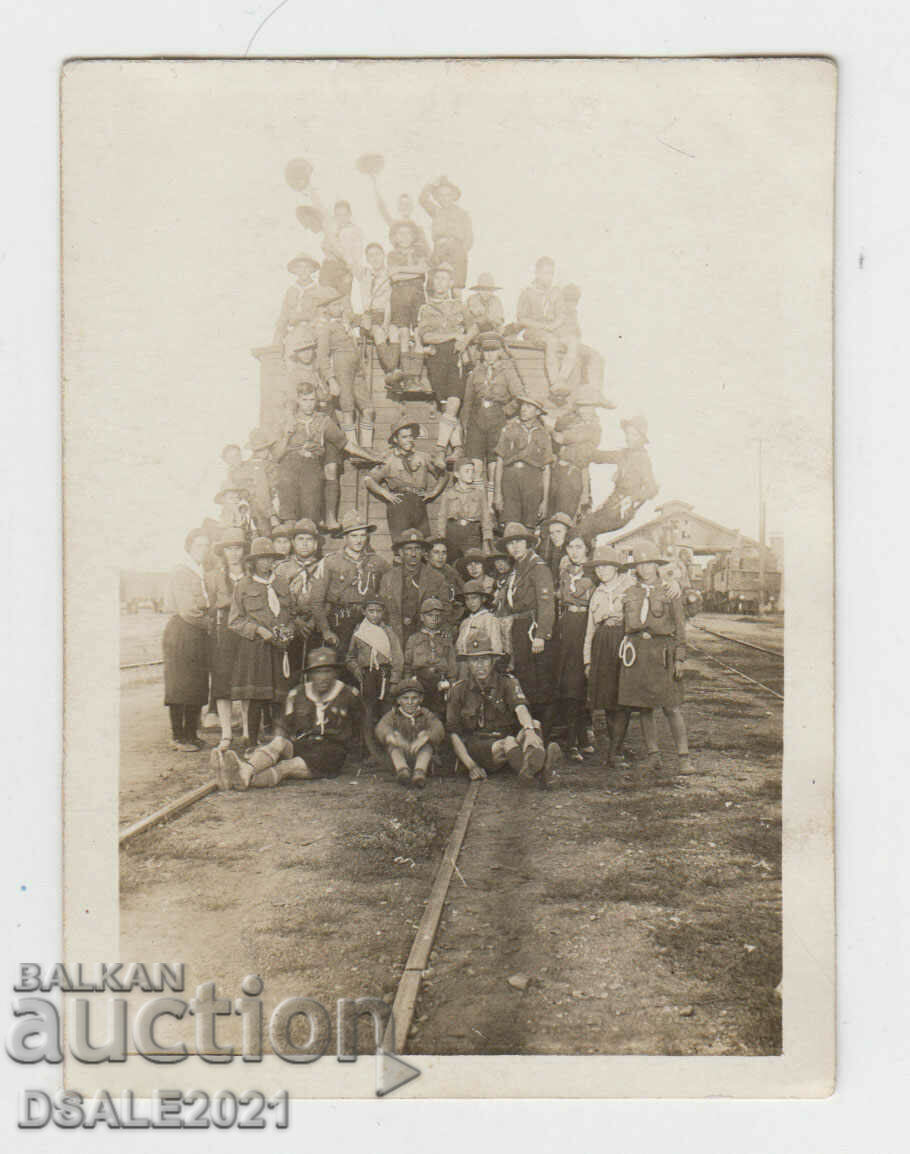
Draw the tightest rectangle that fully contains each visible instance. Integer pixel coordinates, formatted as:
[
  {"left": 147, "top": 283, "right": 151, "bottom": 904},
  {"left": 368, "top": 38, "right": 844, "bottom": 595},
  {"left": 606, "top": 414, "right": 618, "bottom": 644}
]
[
  {"left": 639, "top": 582, "right": 655, "bottom": 626},
  {"left": 253, "top": 573, "right": 282, "bottom": 617},
  {"left": 304, "top": 679, "right": 344, "bottom": 734}
]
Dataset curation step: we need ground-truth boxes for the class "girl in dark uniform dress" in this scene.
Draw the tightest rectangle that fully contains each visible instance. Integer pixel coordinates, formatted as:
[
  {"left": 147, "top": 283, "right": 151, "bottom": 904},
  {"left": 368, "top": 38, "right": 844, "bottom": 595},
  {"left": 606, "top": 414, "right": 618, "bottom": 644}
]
[
  {"left": 163, "top": 528, "right": 213, "bottom": 751},
  {"left": 583, "top": 544, "right": 634, "bottom": 767},
  {"left": 205, "top": 528, "right": 247, "bottom": 754},
  {"left": 229, "top": 537, "right": 293, "bottom": 751},
  {"left": 617, "top": 542, "right": 690, "bottom": 774},
  {"left": 552, "top": 534, "right": 595, "bottom": 760}
]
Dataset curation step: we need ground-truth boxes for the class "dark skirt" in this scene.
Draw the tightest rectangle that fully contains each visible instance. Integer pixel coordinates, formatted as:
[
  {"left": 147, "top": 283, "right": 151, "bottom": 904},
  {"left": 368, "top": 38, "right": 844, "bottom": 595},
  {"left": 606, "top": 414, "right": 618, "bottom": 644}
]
[
  {"left": 163, "top": 615, "right": 210, "bottom": 707},
  {"left": 510, "top": 617, "right": 554, "bottom": 707},
  {"left": 588, "top": 621, "right": 624, "bottom": 710},
  {"left": 209, "top": 620, "right": 240, "bottom": 701},
  {"left": 618, "top": 633, "right": 684, "bottom": 709},
  {"left": 231, "top": 636, "right": 291, "bottom": 702},
  {"left": 553, "top": 610, "right": 588, "bottom": 701}
]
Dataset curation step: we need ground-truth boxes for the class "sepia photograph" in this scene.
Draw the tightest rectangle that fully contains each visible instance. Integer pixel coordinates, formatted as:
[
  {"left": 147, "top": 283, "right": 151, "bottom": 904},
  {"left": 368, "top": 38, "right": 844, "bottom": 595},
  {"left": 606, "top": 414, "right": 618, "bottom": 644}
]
[{"left": 61, "top": 56, "right": 835, "bottom": 1097}]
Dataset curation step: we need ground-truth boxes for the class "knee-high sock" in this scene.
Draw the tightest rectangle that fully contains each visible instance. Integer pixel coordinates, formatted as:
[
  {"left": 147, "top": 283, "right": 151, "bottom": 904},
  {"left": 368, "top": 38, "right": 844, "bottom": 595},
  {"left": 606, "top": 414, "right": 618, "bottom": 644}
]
[{"left": 340, "top": 411, "right": 358, "bottom": 444}]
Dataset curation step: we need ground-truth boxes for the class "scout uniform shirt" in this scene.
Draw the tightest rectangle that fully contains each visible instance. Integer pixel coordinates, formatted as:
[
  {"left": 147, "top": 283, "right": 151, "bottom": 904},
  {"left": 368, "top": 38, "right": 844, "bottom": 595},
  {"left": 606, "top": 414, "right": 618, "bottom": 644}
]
[
  {"left": 279, "top": 411, "right": 347, "bottom": 463},
  {"left": 455, "top": 608, "right": 509, "bottom": 657},
  {"left": 440, "top": 481, "right": 493, "bottom": 539},
  {"left": 583, "top": 572, "right": 634, "bottom": 666},
  {"left": 595, "top": 446, "right": 659, "bottom": 505},
  {"left": 516, "top": 282, "right": 565, "bottom": 331},
  {"left": 273, "top": 279, "right": 323, "bottom": 346},
  {"left": 553, "top": 411, "right": 604, "bottom": 469},
  {"left": 280, "top": 679, "right": 361, "bottom": 745},
  {"left": 369, "top": 447, "right": 442, "bottom": 498},
  {"left": 418, "top": 189, "right": 474, "bottom": 253},
  {"left": 404, "top": 628, "right": 458, "bottom": 682},
  {"left": 503, "top": 550, "right": 556, "bottom": 641},
  {"left": 557, "top": 558, "right": 596, "bottom": 614},
  {"left": 416, "top": 295, "right": 468, "bottom": 344},
  {"left": 446, "top": 669, "right": 529, "bottom": 737},
  {"left": 357, "top": 266, "right": 392, "bottom": 319},
  {"left": 316, "top": 301, "right": 359, "bottom": 375},
  {"left": 309, "top": 548, "right": 391, "bottom": 632},
  {"left": 494, "top": 417, "right": 555, "bottom": 472},
  {"left": 375, "top": 704, "right": 446, "bottom": 750},
  {"left": 273, "top": 555, "right": 322, "bottom": 634}
]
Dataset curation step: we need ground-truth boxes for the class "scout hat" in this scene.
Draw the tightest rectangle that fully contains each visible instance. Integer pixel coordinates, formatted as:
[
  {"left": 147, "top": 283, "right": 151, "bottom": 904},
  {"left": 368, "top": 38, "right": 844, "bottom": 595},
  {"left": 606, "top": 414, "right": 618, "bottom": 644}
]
[
  {"left": 394, "top": 677, "right": 425, "bottom": 699},
  {"left": 213, "top": 528, "right": 248, "bottom": 555},
  {"left": 585, "top": 544, "right": 626, "bottom": 571},
  {"left": 392, "top": 528, "right": 430, "bottom": 552},
  {"left": 388, "top": 416, "right": 422, "bottom": 444},
  {"left": 361, "top": 592, "right": 386, "bottom": 610},
  {"left": 621, "top": 414, "right": 649, "bottom": 443},
  {"left": 462, "top": 578, "right": 492, "bottom": 602},
  {"left": 514, "top": 394, "right": 547, "bottom": 412},
  {"left": 469, "top": 273, "right": 502, "bottom": 293},
  {"left": 336, "top": 509, "right": 377, "bottom": 536},
  {"left": 426, "top": 534, "right": 449, "bottom": 549},
  {"left": 286, "top": 253, "right": 320, "bottom": 276},
  {"left": 456, "top": 548, "right": 488, "bottom": 578},
  {"left": 247, "top": 426, "right": 278, "bottom": 452},
  {"left": 487, "top": 539, "right": 511, "bottom": 563},
  {"left": 284, "top": 157, "right": 314, "bottom": 192},
  {"left": 627, "top": 541, "right": 669, "bottom": 567},
  {"left": 304, "top": 647, "right": 345, "bottom": 673},
  {"left": 292, "top": 518, "right": 320, "bottom": 539},
  {"left": 247, "top": 536, "right": 283, "bottom": 562},
  {"left": 463, "top": 633, "right": 503, "bottom": 659},
  {"left": 501, "top": 522, "right": 536, "bottom": 544},
  {"left": 430, "top": 175, "right": 462, "bottom": 202},
  {"left": 296, "top": 204, "right": 325, "bottom": 233},
  {"left": 214, "top": 485, "right": 249, "bottom": 504},
  {"left": 546, "top": 512, "right": 575, "bottom": 531},
  {"left": 419, "top": 596, "right": 445, "bottom": 613},
  {"left": 269, "top": 521, "right": 295, "bottom": 539},
  {"left": 355, "top": 153, "right": 385, "bottom": 176}
]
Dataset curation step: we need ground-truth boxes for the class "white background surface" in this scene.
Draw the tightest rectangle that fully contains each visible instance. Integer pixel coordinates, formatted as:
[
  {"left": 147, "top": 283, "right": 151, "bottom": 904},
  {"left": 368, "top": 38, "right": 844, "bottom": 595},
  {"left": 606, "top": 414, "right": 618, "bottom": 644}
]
[{"left": 1, "top": 1, "right": 906, "bottom": 1150}]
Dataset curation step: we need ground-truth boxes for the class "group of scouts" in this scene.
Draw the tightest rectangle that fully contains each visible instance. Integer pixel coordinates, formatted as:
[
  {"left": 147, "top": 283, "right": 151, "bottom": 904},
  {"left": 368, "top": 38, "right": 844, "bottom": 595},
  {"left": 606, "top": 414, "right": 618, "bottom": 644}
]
[
  {"left": 161, "top": 158, "right": 690, "bottom": 792},
  {"left": 163, "top": 514, "right": 691, "bottom": 794}
]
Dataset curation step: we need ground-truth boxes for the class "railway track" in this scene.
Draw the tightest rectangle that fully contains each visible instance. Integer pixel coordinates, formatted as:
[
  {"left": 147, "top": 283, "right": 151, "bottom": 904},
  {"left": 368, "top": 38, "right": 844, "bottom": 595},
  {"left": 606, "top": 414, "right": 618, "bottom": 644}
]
[{"left": 689, "top": 622, "right": 783, "bottom": 701}]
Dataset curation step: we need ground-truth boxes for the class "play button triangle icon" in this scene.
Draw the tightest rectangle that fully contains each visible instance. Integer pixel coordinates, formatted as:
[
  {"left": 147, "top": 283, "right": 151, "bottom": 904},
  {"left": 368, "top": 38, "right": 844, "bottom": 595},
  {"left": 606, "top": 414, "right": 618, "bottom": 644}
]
[{"left": 375, "top": 1048, "right": 421, "bottom": 1097}]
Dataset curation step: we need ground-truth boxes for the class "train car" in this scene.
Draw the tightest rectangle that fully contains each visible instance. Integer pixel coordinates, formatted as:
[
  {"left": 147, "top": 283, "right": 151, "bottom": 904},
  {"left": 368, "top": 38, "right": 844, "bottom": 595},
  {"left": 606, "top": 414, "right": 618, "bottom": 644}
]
[{"left": 702, "top": 547, "right": 781, "bottom": 614}]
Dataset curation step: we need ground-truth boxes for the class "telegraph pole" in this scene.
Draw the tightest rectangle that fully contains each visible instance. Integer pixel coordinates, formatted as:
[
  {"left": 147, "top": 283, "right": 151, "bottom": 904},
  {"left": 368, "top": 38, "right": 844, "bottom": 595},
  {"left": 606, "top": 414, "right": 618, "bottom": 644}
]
[{"left": 757, "top": 439, "right": 767, "bottom": 614}]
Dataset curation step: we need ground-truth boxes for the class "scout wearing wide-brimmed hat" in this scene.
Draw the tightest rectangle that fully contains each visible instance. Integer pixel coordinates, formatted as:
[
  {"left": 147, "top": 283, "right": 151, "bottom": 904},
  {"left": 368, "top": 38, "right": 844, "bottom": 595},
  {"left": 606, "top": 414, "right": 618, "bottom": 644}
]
[
  {"left": 539, "top": 510, "right": 575, "bottom": 574},
  {"left": 270, "top": 515, "right": 324, "bottom": 674},
  {"left": 308, "top": 511, "right": 390, "bottom": 655},
  {"left": 379, "top": 530, "right": 449, "bottom": 643},
  {"left": 416, "top": 254, "right": 471, "bottom": 450},
  {"left": 391, "top": 527, "right": 431, "bottom": 553},
  {"left": 374, "top": 675, "right": 446, "bottom": 790},
  {"left": 419, "top": 173, "right": 473, "bottom": 289},
  {"left": 213, "top": 527, "right": 248, "bottom": 557},
  {"left": 217, "top": 638, "right": 362, "bottom": 791},
  {"left": 274, "top": 247, "right": 325, "bottom": 354},
  {"left": 445, "top": 630, "right": 558, "bottom": 788},
  {"left": 616, "top": 535, "right": 691, "bottom": 775},
  {"left": 493, "top": 395, "right": 555, "bottom": 527},
  {"left": 345, "top": 591, "right": 404, "bottom": 758},
  {"left": 455, "top": 547, "right": 495, "bottom": 591},
  {"left": 214, "top": 484, "right": 249, "bottom": 506},
  {"left": 286, "top": 253, "right": 320, "bottom": 277},
  {"left": 366, "top": 418, "right": 445, "bottom": 541},
  {"left": 465, "top": 271, "right": 505, "bottom": 335},
  {"left": 582, "top": 542, "right": 636, "bottom": 766}
]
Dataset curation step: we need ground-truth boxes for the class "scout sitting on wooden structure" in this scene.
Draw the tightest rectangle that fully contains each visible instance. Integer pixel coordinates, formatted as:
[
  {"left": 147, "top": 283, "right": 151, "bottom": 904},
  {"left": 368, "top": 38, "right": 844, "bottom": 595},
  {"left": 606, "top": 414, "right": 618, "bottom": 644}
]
[
  {"left": 375, "top": 678, "right": 446, "bottom": 789},
  {"left": 576, "top": 414, "right": 659, "bottom": 541}
]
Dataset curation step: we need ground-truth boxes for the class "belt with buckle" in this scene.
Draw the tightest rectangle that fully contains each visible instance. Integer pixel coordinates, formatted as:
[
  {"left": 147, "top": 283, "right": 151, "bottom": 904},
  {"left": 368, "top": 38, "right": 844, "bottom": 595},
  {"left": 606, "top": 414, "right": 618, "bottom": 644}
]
[
  {"left": 565, "top": 605, "right": 588, "bottom": 613},
  {"left": 448, "top": 517, "right": 480, "bottom": 526}
]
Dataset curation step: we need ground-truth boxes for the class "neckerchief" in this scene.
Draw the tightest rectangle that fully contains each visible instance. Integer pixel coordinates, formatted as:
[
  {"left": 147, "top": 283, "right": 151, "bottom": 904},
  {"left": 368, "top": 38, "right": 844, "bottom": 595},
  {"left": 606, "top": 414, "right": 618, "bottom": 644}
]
[
  {"left": 252, "top": 574, "right": 281, "bottom": 617},
  {"left": 638, "top": 582, "right": 655, "bottom": 626},
  {"left": 304, "top": 679, "right": 344, "bottom": 734},
  {"left": 352, "top": 619, "right": 392, "bottom": 667},
  {"left": 183, "top": 559, "right": 210, "bottom": 607}
]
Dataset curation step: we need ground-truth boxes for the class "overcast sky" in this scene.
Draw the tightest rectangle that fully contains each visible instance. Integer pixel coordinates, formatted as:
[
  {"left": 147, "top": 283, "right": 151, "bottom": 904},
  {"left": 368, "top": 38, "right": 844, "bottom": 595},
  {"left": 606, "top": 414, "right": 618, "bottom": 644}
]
[{"left": 62, "top": 59, "right": 834, "bottom": 570}]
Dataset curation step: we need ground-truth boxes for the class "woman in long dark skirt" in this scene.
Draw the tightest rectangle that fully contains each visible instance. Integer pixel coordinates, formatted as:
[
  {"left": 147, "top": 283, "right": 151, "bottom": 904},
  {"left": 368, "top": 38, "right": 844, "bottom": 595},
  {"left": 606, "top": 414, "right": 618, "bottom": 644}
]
[
  {"left": 163, "top": 528, "right": 213, "bottom": 752},
  {"left": 228, "top": 537, "right": 293, "bottom": 751},
  {"left": 617, "top": 542, "right": 690, "bottom": 774},
  {"left": 205, "top": 528, "right": 248, "bottom": 754},
  {"left": 553, "top": 534, "right": 595, "bottom": 760},
  {"left": 583, "top": 544, "right": 634, "bottom": 767}
]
